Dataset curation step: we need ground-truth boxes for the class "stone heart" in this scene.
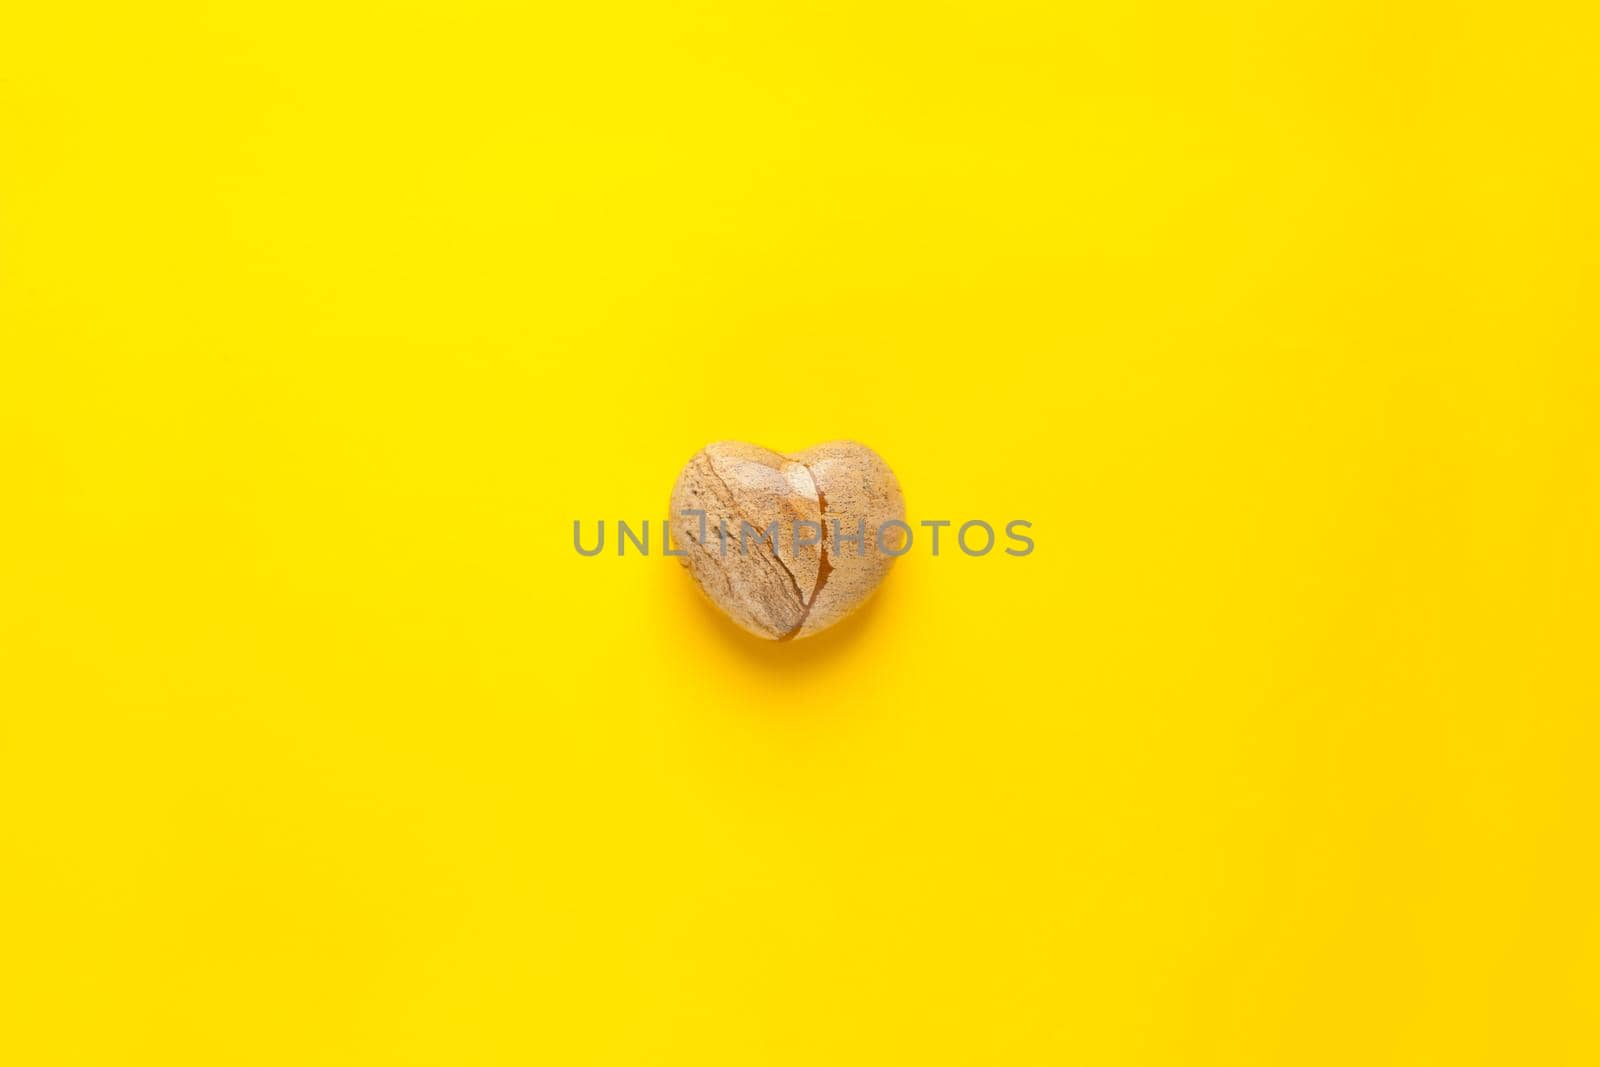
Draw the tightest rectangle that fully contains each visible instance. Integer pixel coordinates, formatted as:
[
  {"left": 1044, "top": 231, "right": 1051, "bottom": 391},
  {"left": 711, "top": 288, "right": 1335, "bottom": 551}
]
[{"left": 669, "top": 440, "right": 905, "bottom": 640}]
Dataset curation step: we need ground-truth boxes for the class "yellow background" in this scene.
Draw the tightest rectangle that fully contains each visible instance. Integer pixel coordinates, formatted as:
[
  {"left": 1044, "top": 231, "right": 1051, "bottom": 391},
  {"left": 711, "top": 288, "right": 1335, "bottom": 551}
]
[{"left": 2, "top": 2, "right": 1596, "bottom": 1063}]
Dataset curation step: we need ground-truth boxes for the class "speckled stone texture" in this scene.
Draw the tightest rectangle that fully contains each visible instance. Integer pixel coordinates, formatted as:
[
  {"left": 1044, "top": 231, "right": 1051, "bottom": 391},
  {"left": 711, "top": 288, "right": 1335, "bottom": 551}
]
[{"left": 669, "top": 440, "right": 905, "bottom": 640}]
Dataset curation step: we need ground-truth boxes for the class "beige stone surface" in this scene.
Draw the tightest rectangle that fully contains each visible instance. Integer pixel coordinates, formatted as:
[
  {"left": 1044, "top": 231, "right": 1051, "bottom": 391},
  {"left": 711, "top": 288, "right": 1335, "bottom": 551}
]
[{"left": 668, "top": 440, "right": 905, "bottom": 640}]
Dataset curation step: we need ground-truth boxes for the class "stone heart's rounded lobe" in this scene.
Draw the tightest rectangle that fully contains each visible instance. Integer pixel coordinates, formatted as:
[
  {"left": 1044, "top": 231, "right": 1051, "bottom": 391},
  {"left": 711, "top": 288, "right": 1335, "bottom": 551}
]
[{"left": 669, "top": 440, "right": 905, "bottom": 640}]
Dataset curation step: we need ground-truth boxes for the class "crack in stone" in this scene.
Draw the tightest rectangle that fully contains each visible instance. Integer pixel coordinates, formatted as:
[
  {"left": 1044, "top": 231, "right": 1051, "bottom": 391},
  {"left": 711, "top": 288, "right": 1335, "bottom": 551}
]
[{"left": 778, "top": 460, "right": 833, "bottom": 642}]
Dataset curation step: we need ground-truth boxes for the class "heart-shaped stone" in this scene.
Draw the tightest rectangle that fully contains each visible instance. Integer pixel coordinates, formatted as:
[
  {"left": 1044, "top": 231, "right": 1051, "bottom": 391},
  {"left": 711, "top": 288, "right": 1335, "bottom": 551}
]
[{"left": 669, "top": 440, "right": 905, "bottom": 640}]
